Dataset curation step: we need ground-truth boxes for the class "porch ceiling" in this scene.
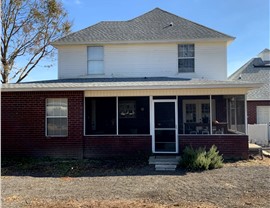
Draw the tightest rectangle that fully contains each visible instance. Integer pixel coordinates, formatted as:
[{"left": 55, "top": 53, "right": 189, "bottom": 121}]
[{"left": 84, "top": 88, "right": 249, "bottom": 97}]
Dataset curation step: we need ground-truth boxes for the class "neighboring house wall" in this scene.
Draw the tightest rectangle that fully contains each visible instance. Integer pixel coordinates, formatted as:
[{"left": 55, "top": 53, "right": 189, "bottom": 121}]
[
  {"left": 247, "top": 101, "right": 270, "bottom": 124},
  {"left": 57, "top": 42, "right": 227, "bottom": 80}
]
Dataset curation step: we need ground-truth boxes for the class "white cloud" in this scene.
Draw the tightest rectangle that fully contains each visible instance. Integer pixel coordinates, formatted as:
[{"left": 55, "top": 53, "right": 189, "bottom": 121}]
[{"left": 74, "top": 0, "right": 81, "bottom": 5}]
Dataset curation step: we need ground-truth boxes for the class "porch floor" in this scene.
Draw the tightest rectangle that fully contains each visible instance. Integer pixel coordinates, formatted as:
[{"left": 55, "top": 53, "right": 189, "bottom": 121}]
[{"left": 249, "top": 143, "right": 263, "bottom": 159}]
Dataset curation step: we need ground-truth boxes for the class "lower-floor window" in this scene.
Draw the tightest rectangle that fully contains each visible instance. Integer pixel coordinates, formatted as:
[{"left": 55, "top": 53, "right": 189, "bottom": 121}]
[{"left": 46, "top": 98, "right": 68, "bottom": 136}]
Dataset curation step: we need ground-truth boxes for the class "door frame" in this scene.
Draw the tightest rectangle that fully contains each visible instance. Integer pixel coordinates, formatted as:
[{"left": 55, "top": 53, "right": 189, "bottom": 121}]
[{"left": 150, "top": 97, "right": 178, "bottom": 154}]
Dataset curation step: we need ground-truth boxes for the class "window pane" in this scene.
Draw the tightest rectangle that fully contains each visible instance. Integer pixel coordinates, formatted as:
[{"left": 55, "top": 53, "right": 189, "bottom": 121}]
[
  {"left": 47, "top": 118, "right": 68, "bottom": 136},
  {"left": 201, "top": 103, "right": 210, "bottom": 123},
  {"left": 178, "top": 44, "right": 194, "bottom": 57},
  {"left": 185, "top": 104, "right": 196, "bottom": 123},
  {"left": 88, "top": 60, "right": 104, "bottom": 74},
  {"left": 85, "top": 97, "right": 116, "bottom": 135},
  {"left": 178, "top": 59, "right": 194, "bottom": 72},
  {"left": 118, "top": 97, "right": 150, "bottom": 134},
  {"left": 87, "top": 46, "right": 104, "bottom": 60},
  {"left": 46, "top": 98, "right": 67, "bottom": 116},
  {"left": 188, "top": 44, "right": 194, "bottom": 57},
  {"left": 154, "top": 102, "right": 175, "bottom": 128}
]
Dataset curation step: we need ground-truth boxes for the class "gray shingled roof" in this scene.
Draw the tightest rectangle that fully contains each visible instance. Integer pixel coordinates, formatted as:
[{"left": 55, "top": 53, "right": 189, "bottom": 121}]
[
  {"left": 229, "top": 58, "right": 270, "bottom": 100},
  {"left": 53, "top": 8, "right": 234, "bottom": 45},
  {"left": 1, "top": 77, "right": 260, "bottom": 92}
]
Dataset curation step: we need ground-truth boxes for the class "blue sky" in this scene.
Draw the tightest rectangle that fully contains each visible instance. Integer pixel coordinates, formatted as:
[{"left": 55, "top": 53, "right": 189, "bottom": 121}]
[{"left": 24, "top": 0, "right": 269, "bottom": 82}]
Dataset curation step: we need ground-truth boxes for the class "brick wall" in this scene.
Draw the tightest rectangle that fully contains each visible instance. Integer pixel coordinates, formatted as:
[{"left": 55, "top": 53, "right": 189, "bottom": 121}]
[
  {"left": 247, "top": 101, "right": 270, "bottom": 124},
  {"left": 179, "top": 135, "right": 249, "bottom": 159},
  {"left": 84, "top": 136, "right": 152, "bottom": 158},
  {"left": 1, "top": 90, "right": 249, "bottom": 159},
  {"left": 1, "top": 91, "right": 84, "bottom": 159}
]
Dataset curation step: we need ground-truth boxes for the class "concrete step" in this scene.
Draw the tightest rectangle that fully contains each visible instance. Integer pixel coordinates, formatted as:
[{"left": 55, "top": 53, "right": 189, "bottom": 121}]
[
  {"left": 149, "top": 156, "right": 180, "bottom": 171},
  {"left": 149, "top": 156, "right": 180, "bottom": 165},
  {"left": 155, "top": 164, "right": 177, "bottom": 171}
]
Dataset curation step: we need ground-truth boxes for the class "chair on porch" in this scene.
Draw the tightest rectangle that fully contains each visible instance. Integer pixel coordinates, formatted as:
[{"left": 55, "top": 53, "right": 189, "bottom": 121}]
[{"left": 202, "top": 130, "right": 209, "bottom": 134}]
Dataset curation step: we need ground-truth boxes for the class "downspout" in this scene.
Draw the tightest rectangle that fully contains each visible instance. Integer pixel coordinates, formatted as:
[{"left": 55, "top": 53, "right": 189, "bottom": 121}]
[
  {"left": 244, "top": 94, "right": 248, "bottom": 135},
  {"left": 209, "top": 95, "right": 212, "bottom": 135}
]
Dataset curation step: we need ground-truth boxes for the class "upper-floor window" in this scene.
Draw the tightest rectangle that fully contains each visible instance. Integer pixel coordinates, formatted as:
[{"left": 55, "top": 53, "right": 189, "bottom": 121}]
[
  {"left": 178, "top": 44, "right": 195, "bottom": 73},
  {"left": 46, "top": 98, "right": 68, "bottom": 137},
  {"left": 87, "top": 46, "right": 104, "bottom": 74}
]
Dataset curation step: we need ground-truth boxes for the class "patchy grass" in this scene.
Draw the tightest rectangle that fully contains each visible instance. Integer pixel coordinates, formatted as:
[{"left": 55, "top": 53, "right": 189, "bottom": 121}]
[
  {"left": 1, "top": 156, "right": 149, "bottom": 177},
  {"left": 224, "top": 156, "right": 270, "bottom": 167},
  {"left": 2, "top": 156, "right": 269, "bottom": 177}
]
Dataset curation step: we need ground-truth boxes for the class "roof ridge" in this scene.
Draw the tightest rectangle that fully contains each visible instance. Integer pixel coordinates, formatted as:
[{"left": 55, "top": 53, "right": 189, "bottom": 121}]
[
  {"left": 52, "top": 8, "right": 235, "bottom": 45},
  {"left": 129, "top": 7, "right": 234, "bottom": 39},
  {"left": 228, "top": 58, "right": 255, "bottom": 80}
]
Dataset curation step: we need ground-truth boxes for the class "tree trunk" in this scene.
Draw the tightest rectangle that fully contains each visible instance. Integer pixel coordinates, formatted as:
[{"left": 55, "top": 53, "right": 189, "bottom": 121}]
[{"left": 1, "top": 61, "right": 10, "bottom": 83}]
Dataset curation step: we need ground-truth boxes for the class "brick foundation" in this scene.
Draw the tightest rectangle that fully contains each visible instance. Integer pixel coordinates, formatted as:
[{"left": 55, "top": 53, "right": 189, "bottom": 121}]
[
  {"left": 179, "top": 135, "right": 248, "bottom": 159},
  {"left": 83, "top": 136, "right": 152, "bottom": 158}
]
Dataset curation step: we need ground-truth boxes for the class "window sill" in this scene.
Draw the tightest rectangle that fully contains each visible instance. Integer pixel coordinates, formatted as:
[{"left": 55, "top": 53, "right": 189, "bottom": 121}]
[{"left": 46, "top": 135, "right": 68, "bottom": 138}]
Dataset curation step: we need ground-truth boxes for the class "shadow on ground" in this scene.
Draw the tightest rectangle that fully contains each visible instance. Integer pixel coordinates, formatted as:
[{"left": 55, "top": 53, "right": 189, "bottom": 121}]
[{"left": 1, "top": 156, "right": 188, "bottom": 177}]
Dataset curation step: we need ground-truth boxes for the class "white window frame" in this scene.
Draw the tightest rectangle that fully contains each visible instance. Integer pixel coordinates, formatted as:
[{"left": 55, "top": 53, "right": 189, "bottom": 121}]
[
  {"left": 46, "top": 98, "right": 68, "bottom": 137},
  {"left": 87, "top": 46, "right": 104, "bottom": 75},
  {"left": 178, "top": 44, "right": 195, "bottom": 73}
]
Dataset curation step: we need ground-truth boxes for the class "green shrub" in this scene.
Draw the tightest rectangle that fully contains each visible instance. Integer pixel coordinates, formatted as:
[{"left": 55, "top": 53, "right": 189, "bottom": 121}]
[
  {"left": 180, "top": 145, "right": 223, "bottom": 171},
  {"left": 206, "top": 145, "right": 224, "bottom": 169}
]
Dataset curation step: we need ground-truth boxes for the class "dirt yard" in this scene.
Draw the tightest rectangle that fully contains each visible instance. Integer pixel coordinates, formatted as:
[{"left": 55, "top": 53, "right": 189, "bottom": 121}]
[{"left": 1, "top": 157, "right": 270, "bottom": 208}]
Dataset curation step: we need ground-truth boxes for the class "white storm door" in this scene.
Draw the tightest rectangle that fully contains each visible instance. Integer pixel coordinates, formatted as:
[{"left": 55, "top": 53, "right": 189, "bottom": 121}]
[{"left": 153, "top": 100, "right": 178, "bottom": 153}]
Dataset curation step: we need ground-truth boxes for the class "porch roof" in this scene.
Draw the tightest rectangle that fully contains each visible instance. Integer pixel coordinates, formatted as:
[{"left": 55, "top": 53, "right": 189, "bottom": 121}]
[{"left": 1, "top": 77, "right": 261, "bottom": 92}]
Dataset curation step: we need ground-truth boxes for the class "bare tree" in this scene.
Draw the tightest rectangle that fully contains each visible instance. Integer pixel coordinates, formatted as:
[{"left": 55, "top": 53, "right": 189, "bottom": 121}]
[{"left": 1, "top": 0, "right": 71, "bottom": 83}]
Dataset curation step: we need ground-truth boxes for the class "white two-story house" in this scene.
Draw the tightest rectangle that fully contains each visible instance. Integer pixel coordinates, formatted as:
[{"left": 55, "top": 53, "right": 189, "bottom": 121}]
[{"left": 2, "top": 8, "right": 260, "bottom": 159}]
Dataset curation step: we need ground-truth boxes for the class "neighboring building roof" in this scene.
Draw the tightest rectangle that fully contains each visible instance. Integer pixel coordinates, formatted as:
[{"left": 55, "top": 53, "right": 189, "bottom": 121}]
[
  {"left": 52, "top": 8, "right": 234, "bottom": 45},
  {"left": 1, "top": 77, "right": 260, "bottom": 92},
  {"left": 229, "top": 49, "right": 270, "bottom": 101}
]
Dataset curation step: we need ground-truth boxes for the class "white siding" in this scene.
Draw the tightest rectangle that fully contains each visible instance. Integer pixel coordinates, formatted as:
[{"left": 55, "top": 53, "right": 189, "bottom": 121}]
[
  {"left": 194, "top": 42, "right": 227, "bottom": 80},
  {"left": 105, "top": 44, "right": 177, "bottom": 77},
  {"left": 58, "top": 45, "right": 87, "bottom": 79},
  {"left": 57, "top": 42, "right": 227, "bottom": 80}
]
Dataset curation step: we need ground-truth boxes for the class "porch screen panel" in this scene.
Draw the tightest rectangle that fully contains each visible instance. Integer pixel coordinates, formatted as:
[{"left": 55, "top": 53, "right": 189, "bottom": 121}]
[
  {"left": 85, "top": 97, "right": 116, "bottom": 135},
  {"left": 118, "top": 97, "right": 150, "bottom": 134},
  {"left": 228, "top": 95, "right": 245, "bottom": 133}
]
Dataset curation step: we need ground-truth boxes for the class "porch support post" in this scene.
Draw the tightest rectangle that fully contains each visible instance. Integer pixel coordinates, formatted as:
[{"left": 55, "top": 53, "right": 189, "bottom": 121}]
[
  {"left": 244, "top": 94, "right": 248, "bottom": 134},
  {"left": 116, "top": 97, "right": 119, "bottom": 135},
  {"left": 209, "top": 95, "right": 213, "bottom": 135},
  {"left": 150, "top": 96, "right": 154, "bottom": 153}
]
